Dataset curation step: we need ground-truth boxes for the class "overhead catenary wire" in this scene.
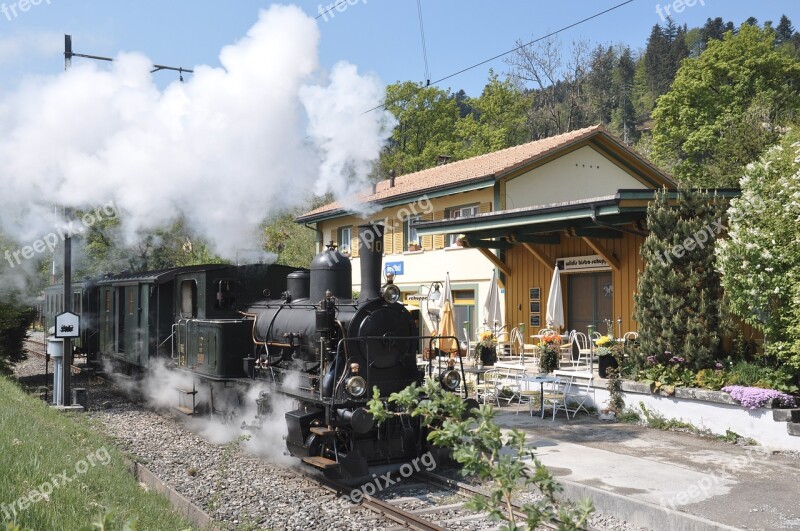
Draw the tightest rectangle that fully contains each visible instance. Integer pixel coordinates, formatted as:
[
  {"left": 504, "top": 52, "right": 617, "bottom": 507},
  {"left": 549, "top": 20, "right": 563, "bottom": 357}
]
[
  {"left": 315, "top": 0, "right": 349, "bottom": 20},
  {"left": 363, "top": 0, "right": 636, "bottom": 114},
  {"left": 416, "top": 0, "right": 431, "bottom": 86}
]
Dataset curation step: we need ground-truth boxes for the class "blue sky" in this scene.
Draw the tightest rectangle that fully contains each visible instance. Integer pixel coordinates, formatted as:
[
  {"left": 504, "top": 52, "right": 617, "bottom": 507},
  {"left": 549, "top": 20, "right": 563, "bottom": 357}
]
[{"left": 0, "top": 0, "right": 795, "bottom": 97}]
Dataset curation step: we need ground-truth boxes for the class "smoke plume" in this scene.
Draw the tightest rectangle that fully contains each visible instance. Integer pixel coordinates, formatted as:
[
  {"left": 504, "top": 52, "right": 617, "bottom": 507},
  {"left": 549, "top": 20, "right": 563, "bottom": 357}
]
[{"left": 0, "top": 5, "right": 392, "bottom": 275}]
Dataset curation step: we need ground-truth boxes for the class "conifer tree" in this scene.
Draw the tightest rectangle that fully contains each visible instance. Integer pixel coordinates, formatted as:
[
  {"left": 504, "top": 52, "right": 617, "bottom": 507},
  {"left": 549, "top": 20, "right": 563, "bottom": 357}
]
[{"left": 634, "top": 188, "right": 726, "bottom": 369}]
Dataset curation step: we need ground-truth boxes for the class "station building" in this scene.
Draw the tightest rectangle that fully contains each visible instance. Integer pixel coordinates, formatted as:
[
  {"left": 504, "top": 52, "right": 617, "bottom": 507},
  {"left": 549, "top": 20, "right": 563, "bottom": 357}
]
[{"left": 296, "top": 125, "right": 678, "bottom": 339}]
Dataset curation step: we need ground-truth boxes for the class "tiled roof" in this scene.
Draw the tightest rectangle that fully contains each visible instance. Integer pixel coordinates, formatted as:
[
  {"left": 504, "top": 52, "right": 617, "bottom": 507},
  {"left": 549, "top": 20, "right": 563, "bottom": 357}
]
[{"left": 297, "top": 124, "right": 664, "bottom": 221}]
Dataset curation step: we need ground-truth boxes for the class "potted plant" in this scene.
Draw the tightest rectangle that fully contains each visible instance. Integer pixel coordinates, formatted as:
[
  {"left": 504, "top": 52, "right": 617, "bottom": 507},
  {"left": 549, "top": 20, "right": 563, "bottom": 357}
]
[
  {"left": 538, "top": 333, "right": 560, "bottom": 373},
  {"left": 407, "top": 241, "right": 420, "bottom": 252},
  {"left": 595, "top": 335, "right": 622, "bottom": 378},
  {"left": 475, "top": 330, "right": 497, "bottom": 366}
]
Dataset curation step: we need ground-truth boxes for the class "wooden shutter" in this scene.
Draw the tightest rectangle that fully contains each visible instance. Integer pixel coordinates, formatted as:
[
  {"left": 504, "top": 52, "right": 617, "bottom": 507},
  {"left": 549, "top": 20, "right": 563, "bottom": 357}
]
[
  {"left": 350, "top": 226, "right": 359, "bottom": 257},
  {"left": 392, "top": 223, "right": 403, "bottom": 254},
  {"left": 479, "top": 202, "right": 492, "bottom": 214},
  {"left": 433, "top": 211, "right": 445, "bottom": 250},
  {"left": 328, "top": 228, "right": 336, "bottom": 247},
  {"left": 421, "top": 213, "right": 433, "bottom": 250}
]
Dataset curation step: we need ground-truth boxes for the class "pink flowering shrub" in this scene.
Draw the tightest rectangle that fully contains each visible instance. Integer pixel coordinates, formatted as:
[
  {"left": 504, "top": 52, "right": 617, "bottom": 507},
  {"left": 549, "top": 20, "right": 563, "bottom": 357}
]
[{"left": 722, "top": 385, "right": 797, "bottom": 410}]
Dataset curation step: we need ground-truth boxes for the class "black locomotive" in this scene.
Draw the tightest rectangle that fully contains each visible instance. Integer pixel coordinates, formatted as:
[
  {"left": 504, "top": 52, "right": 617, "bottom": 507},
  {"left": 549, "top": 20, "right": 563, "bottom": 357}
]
[{"left": 44, "top": 223, "right": 465, "bottom": 479}]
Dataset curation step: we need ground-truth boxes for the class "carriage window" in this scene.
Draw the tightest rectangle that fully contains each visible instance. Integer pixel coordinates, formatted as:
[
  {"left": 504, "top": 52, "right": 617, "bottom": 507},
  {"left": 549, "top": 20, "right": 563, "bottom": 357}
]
[
  {"left": 128, "top": 289, "right": 135, "bottom": 315},
  {"left": 105, "top": 290, "right": 111, "bottom": 320},
  {"left": 74, "top": 293, "right": 81, "bottom": 314},
  {"left": 181, "top": 280, "right": 198, "bottom": 318}
]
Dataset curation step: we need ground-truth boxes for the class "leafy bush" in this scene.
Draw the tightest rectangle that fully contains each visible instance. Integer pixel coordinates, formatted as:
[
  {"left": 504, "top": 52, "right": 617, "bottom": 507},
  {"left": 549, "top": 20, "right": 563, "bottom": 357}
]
[
  {"left": 0, "top": 300, "right": 36, "bottom": 375},
  {"left": 368, "top": 380, "right": 593, "bottom": 529}
]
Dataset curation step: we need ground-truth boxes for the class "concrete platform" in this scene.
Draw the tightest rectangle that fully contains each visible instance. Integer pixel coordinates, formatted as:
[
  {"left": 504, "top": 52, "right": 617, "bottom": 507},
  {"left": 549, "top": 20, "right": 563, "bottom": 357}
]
[{"left": 494, "top": 408, "right": 800, "bottom": 530}]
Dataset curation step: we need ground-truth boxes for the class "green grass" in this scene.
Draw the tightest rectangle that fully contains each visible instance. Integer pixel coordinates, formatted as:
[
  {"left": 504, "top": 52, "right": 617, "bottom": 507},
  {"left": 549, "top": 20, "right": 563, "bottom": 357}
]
[{"left": 0, "top": 376, "right": 194, "bottom": 531}]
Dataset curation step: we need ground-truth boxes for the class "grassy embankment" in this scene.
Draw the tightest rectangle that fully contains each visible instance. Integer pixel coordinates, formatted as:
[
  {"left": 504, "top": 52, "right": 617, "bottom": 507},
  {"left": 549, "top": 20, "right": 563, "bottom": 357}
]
[{"left": 0, "top": 376, "right": 194, "bottom": 530}]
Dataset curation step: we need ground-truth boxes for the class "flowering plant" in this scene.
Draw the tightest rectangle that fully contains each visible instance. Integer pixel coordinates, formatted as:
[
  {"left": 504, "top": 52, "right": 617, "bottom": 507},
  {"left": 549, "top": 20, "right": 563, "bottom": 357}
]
[
  {"left": 537, "top": 332, "right": 561, "bottom": 373},
  {"left": 594, "top": 335, "right": 622, "bottom": 356},
  {"left": 722, "top": 385, "right": 797, "bottom": 410},
  {"left": 474, "top": 330, "right": 497, "bottom": 365},
  {"left": 478, "top": 330, "right": 496, "bottom": 348}
]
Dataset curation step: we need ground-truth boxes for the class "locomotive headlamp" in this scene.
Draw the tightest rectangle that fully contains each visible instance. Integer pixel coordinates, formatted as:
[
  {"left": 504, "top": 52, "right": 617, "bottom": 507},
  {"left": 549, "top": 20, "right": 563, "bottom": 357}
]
[
  {"left": 345, "top": 375, "right": 367, "bottom": 398},
  {"left": 440, "top": 369, "right": 461, "bottom": 391},
  {"left": 381, "top": 284, "right": 401, "bottom": 304}
]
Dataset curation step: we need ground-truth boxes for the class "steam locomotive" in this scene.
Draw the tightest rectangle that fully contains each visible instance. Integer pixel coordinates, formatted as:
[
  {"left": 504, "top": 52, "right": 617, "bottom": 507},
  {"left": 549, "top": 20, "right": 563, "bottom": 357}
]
[{"left": 43, "top": 223, "right": 466, "bottom": 479}]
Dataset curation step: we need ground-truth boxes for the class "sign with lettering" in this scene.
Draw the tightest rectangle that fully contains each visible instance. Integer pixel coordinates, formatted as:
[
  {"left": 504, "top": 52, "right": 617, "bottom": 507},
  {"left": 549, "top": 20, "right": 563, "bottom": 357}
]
[
  {"left": 557, "top": 255, "right": 610, "bottom": 272},
  {"left": 385, "top": 261, "right": 404, "bottom": 276},
  {"left": 54, "top": 311, "right": 80, "bottom": 338}
]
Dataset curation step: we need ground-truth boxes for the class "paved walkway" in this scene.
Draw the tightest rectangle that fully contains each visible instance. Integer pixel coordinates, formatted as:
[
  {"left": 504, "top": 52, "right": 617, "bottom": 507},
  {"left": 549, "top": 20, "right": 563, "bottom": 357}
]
[{"left": 493, "top": 407, "right": 800, "bottom": 530}]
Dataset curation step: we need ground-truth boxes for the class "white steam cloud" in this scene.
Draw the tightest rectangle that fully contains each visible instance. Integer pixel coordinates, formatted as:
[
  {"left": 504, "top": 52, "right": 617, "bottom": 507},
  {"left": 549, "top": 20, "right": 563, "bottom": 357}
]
[{"left": 0, "top": 5, "right": 392, "bottom": 268}]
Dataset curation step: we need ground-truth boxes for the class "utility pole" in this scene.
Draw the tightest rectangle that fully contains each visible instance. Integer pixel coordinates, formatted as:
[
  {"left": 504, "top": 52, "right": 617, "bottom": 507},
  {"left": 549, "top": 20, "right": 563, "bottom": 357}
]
[{"left": 60, "top": 35, "right": 192, "bottom": 405}]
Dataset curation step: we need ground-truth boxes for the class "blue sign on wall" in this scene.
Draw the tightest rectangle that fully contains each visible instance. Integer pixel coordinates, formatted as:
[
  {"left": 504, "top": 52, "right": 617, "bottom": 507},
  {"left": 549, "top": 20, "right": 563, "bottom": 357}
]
[{"left": 385, "top": 261, "right": 404, "bottom": 276}]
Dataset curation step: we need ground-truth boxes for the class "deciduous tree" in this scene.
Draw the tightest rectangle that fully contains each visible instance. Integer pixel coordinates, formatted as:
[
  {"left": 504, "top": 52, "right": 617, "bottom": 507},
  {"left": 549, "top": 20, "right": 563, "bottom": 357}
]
[{"left": 651, "top": 24, "right": 800, "bottom": 187}]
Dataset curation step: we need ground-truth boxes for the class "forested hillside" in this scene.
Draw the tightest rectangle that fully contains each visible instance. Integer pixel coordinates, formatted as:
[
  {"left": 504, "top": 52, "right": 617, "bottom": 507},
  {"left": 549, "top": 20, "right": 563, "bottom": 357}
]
[{"left": 378, "top": 15, "right": 800, "bottom": 188}]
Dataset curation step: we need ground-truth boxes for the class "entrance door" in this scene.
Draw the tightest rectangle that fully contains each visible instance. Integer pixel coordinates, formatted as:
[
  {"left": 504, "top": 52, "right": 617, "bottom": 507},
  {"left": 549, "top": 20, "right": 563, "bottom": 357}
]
[{"left": 567, "top": 273, "right": 613, "bottom": 334}]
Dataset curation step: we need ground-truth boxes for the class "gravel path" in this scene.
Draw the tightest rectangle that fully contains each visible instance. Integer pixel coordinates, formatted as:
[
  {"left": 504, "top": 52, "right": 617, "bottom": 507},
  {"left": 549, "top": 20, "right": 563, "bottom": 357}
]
[{"left": 13, "top": 344, "right": 646, "bottom": 530}]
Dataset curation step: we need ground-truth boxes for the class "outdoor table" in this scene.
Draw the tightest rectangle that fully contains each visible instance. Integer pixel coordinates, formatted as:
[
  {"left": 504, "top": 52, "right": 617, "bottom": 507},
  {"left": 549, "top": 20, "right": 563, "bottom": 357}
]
[
  {"left": 530, "top": 334, "right": 569, "bottom": 342},
  {"left": 520, "top": 374, "right": 561, "bottom": 417},
  {"left": 463, "top": 366, "right": 492, "bottom": 397}
]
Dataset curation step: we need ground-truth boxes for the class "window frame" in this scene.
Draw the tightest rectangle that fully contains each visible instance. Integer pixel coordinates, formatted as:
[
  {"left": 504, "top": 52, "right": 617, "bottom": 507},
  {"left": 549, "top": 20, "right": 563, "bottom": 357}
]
[
  {"left": 445, "top": 204, "right": 479, "bottom": 247},
  {"left": 337, "top": 226, "right": 352, "bottom": 254},
  {"left": 404, "top": 215, "right": 422, "bottom": 247}
]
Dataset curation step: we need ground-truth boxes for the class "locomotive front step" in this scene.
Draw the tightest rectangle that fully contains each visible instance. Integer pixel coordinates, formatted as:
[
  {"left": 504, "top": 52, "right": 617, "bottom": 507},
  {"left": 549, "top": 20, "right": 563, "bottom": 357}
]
[
  {"left": 302, "top": 456, "right": 339, "bottom": 470},
  {"left": 309, "top": 426, "right": 335, "bottom": 437},
  {"left": 174, "top": 405, "right": 195, "bottom": 416}
]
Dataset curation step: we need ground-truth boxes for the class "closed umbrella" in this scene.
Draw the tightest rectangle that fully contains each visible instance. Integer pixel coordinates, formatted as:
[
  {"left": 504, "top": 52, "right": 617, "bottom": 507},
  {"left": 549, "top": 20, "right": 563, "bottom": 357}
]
[
  {"left": 483, "top": 270, "right": 502, "bottom": 328},
  {"left": 436, "top": 273, "right": 458, "bottom": 353},
  {"left": 546, "top": 266, "right": 564, "bottom": 331}
]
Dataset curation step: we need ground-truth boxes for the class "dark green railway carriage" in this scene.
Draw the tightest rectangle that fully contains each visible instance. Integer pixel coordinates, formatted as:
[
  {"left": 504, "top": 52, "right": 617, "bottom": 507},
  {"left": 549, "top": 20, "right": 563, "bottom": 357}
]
[{"left": 95, "top": 264, "right": 296, "bottom": 370}]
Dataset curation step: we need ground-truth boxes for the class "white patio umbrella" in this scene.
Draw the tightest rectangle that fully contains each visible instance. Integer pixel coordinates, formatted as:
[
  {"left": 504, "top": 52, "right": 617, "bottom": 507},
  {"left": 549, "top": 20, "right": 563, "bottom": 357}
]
[
  {"left": 546, "top": 266, "right": 564, "bottom": 331},
  {"left": 483, "top": 270, "right": 502, "bottom": 329}
]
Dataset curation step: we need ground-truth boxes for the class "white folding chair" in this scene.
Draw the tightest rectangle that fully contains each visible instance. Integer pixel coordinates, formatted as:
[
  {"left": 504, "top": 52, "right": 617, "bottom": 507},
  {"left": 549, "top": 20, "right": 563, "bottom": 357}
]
[
  {"left": 573, "top": 331, "right": 592, "bottom": 366},
  {"left": 517, "top": 373, "right": 540, "bottom": 416},
  {"left": 462, "top": 327, "right": 476, "bottom": 360},
  {"left": 623, "top": 331, "right": 639, "bottom": 343},
  {"left": 542, "top": 376, "right": 572, "bottom": 420},
  {"left": 565, "top": 373, "right": 594, "bottom": 418},
  {"left": 496, "top": 368, "right": 522, "bottom": 406},
  {"left": 475, "top": 369, "right": 501, "bottom": 406}
]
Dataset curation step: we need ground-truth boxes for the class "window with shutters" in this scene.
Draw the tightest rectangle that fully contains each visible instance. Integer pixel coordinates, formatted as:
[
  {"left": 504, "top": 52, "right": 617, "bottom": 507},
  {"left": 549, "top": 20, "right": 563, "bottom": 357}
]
[
  {"left": 445, "top": 204, "right": 479, "bottom": 247},
  {"left": 404, "top": 215, "right": 421, "bottom": 247},
  {"left": 337, "top": 226, "right": 352, "bottom": 254}
]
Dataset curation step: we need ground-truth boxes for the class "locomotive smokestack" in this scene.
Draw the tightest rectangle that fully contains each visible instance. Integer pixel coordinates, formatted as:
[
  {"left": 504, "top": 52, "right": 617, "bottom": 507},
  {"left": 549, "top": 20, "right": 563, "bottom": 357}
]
[{"left": 358, "top": 223, "right": 384, "bottom": 302}]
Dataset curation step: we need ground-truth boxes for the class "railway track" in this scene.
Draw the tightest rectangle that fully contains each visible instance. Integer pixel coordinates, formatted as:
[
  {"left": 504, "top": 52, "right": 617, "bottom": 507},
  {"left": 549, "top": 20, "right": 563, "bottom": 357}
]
[
  {"left": 24, "top": 337, "right": 95, "bottom": 376},
  {"left": 301, "top": 465, "right": 593, "bottom": 530}
]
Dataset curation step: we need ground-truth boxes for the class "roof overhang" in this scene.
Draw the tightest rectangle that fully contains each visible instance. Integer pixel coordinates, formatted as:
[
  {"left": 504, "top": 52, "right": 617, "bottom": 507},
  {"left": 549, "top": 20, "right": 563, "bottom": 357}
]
[
  {"left": 413, "top": 189, "right": 740, "bottom": 239},
  {"left": 295, "top": 176, "right": 495, "bottom": 224}
]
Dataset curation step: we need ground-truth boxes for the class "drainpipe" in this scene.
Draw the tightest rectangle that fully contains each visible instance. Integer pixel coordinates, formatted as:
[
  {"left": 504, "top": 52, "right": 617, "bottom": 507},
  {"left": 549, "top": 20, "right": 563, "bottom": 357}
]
[{"left": 304, "top": 221, "right": 323, "bottom": 254}]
